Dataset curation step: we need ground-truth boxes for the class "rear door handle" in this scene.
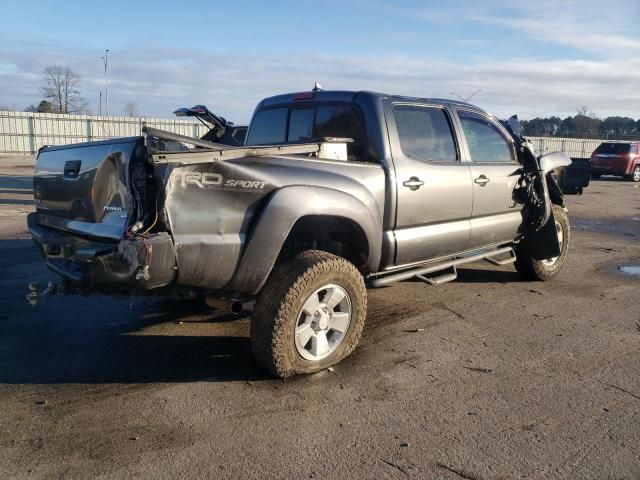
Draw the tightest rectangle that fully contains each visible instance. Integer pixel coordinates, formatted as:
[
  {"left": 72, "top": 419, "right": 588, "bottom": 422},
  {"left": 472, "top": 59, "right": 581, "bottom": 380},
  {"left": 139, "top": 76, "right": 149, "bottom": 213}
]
[
  {"left": 474, "top": 175, "right": 490, "bottom": 186},
  {"left": 403, "top": 176, "right": 424, "bottom": 191}
]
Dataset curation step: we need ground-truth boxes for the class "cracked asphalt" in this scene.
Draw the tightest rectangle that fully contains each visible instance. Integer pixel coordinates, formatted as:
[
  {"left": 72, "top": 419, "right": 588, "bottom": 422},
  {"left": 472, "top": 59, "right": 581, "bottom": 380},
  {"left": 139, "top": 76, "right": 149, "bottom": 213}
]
[{"left": 1, "top": 156, "right": 639, "bottom": 479}]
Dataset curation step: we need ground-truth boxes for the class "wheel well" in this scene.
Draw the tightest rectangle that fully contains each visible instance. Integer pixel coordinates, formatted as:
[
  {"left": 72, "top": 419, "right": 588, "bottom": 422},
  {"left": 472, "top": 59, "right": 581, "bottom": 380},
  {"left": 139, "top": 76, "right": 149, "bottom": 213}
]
[{"left": 277, "top": 215, "right": 369, "bottom": 271}]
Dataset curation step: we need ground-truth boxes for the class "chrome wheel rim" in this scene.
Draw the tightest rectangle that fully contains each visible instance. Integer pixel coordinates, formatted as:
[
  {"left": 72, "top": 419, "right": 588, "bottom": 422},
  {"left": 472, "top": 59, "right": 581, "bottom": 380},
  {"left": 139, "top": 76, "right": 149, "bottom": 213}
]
[
  {"left": 633, "top": 167, "right": 640, "bottom": 182},
  {"left": 542, "top": 220, "right": 564, "bottom": 266},
  {"left": 294, "top": 284, "right": 352, "bottom": 361}
]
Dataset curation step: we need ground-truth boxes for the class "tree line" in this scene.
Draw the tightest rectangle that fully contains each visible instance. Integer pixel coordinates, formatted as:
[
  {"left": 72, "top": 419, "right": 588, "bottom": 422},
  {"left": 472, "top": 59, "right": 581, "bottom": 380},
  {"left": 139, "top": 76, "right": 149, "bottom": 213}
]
[{"left": 520, "top": 106, "right": 640, "bottom": 139}]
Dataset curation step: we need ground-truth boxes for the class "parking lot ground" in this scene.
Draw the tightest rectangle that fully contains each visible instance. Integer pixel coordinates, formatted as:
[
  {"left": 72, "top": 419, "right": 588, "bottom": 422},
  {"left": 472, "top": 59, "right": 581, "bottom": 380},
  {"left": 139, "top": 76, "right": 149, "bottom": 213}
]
[{"left": 0, "top": 156, "right": 639, "bottom": 479}]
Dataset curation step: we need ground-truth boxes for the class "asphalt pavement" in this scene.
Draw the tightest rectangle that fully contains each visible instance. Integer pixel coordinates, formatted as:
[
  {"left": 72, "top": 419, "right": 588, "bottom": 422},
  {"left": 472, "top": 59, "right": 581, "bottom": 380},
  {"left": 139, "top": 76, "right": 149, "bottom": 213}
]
[{"left": 0, "top": 156, "right": 639, "bottom": 479}]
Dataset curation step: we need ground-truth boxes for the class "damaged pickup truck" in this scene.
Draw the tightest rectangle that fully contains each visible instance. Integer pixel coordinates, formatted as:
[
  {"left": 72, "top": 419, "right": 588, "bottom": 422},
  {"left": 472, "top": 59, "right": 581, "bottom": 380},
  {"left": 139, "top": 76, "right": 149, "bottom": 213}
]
[{"left": 28, "top": 89, "right": 571, "bottom": 377}]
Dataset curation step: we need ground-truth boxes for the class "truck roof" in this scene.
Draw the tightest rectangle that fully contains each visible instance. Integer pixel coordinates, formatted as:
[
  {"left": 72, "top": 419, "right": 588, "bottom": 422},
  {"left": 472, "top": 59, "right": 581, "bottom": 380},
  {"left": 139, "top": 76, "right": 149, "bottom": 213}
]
[{"left": 259, "top": 90, "right": 479, "bottom": 110}]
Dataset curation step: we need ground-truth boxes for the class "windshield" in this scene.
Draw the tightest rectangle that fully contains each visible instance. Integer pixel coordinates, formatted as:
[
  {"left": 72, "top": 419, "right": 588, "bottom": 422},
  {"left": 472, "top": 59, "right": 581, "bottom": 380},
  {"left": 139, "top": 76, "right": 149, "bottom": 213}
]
[{"left": 595, "top": 143, "right": 631, "bottom": 154}]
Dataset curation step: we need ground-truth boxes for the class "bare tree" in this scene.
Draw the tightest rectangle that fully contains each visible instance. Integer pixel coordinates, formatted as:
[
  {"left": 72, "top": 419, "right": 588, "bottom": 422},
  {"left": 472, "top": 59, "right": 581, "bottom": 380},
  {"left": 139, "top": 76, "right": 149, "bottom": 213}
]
[
  {"left": 0, "top": 104, "right": 16, "bottom": 111},
  {"left": 40, "top": 66, "right": 87, "bottom": 114},
  {"left": 576, "top": 105, "right": 597, "bottom": 118},
  {"left": 123, "top": 101, "right": 139, "bottom": 117}
]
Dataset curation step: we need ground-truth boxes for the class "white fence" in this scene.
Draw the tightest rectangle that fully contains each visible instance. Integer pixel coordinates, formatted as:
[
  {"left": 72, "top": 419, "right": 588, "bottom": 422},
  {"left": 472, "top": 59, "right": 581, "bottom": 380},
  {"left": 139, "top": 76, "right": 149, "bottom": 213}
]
[
  {"left": 0, "top": 110, "right": 608, "bottom": 158},
  {"left": 527, "top": 136, "right": 602, "bottom": 159},
  {"left": 0, "top": 110, "right": 209, "bottom": 154}
]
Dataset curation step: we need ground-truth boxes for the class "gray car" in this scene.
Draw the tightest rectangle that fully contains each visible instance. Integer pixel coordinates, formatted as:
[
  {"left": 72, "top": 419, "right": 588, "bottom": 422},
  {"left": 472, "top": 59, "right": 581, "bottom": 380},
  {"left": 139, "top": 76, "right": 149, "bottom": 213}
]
[{"left": 28, "top": 89, "right": 571, "bottom": 377}]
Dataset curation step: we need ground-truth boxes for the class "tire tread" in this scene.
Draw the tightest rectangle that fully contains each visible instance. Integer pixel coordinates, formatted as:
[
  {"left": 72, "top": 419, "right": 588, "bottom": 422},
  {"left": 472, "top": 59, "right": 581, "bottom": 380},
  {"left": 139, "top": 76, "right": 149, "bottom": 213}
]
[{"left": 251, "top": 250, "right": 366, "bottom": 378}]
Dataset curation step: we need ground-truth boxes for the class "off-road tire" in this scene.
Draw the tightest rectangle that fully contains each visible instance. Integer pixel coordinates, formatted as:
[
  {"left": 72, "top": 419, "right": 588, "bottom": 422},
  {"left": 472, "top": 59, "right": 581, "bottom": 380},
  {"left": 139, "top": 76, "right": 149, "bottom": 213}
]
[
  {"left": 514, "top": 204, "right": 570, "bottom": 281},
  {"left": 628, "top": 165, "right": 640, "bottom": 182},
  {"left": 251, "top": 250, "right": 367, "bottom": 378}
]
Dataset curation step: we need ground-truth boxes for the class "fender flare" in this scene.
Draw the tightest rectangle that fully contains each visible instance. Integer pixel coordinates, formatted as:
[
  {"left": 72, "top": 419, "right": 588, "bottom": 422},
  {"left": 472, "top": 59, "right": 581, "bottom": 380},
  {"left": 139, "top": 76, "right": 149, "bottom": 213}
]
[{"left": 227, "top": 185, "right": 382, "bottom": 295}]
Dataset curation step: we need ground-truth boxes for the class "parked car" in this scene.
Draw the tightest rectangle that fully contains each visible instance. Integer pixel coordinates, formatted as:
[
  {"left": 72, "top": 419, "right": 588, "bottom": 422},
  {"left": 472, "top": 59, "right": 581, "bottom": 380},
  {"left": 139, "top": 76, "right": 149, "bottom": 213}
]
[
  {"left": 590, "top": 142, "right": 640, "bottom": 182},
  {"left": 28, "top": 89, "right": 571, "bottom": 377}
]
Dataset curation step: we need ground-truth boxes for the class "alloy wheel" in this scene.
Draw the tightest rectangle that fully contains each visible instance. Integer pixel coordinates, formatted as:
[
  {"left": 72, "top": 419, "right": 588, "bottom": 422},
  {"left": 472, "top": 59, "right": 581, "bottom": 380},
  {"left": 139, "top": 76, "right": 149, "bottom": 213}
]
[{"left": 294, "top": 284, "right": 352, "bottom": 361}]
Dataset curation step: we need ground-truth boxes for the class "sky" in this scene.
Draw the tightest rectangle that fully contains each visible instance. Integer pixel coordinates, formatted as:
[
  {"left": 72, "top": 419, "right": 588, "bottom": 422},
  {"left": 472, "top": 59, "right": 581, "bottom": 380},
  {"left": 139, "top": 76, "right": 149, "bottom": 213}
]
[{"left": 1, "top": 0, "right": 639, "bottom": 122}]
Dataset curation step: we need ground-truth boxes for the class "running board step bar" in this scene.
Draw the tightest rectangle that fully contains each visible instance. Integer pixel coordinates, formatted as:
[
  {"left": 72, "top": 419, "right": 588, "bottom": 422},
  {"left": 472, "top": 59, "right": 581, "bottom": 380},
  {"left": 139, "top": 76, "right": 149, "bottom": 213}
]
[
  {"left": 416, "top": 266, "right": 457, "bottom": 285},
  {"left": 368, "top": 246, "right": 515, "bottom": 288},
  {"left": 484, "top": 249, "right": 517, "bottom": 266}
]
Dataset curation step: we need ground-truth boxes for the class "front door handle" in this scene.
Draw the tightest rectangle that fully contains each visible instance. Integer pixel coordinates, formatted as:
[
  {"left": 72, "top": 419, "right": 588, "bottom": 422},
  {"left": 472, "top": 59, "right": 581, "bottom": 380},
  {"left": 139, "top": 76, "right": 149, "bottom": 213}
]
[
  {"left": 474, "top": 175, "right": 490, "bottom": 186},
  {"left": 403, "top": 176, "right": 424, "bottom": 191}
]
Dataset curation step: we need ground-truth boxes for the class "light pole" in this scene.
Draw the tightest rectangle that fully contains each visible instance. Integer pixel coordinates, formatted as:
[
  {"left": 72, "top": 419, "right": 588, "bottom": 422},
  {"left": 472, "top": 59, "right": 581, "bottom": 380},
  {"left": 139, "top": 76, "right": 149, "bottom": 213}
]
[{"left": 102, "top": 49, "right": 109, "bottom": 116}]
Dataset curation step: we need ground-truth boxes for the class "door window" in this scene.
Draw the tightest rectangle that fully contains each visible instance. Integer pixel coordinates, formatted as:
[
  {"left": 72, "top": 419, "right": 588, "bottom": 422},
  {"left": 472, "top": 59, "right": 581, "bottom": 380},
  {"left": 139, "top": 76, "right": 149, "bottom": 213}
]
[
  {"left": 392, "top": 105, "right": 458, "bottom": 163},
  {"left": 458, "top": 110, "right": 514, "bottom": 163}
]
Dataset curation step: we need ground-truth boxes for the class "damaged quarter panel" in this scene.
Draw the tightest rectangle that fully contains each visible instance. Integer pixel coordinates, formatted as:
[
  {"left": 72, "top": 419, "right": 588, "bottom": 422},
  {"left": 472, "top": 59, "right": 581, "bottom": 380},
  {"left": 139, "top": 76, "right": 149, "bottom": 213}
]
[{"left": 160, "top": 154, "right": 386, "bottom": 291}]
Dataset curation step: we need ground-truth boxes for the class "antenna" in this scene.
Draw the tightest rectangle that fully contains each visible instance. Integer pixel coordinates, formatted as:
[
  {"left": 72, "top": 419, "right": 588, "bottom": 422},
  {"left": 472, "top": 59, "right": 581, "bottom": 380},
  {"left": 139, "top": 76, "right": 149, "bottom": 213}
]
[{"left": 449, "top": 89, "right": 482, "bottom": 102}]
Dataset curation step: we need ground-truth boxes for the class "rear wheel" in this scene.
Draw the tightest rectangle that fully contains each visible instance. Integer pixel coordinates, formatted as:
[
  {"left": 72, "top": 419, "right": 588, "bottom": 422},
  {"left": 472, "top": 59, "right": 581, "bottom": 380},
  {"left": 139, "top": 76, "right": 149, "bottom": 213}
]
[
  {"left": 514, "top": 205, "right": 570, "bottom": 281},
  {"left": 251, "top": 250, "right": 367, "bottom": 378},
  {"left": 628, "top": 165, "right": 640, "bottom": 182}
]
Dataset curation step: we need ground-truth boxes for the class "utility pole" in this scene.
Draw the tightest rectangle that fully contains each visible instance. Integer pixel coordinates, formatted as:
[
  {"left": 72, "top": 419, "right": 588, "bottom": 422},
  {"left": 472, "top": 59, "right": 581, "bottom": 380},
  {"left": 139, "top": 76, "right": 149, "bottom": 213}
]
[
  {"left": 102, "top": 49, "right": 109, "bottom": 116},
  {"left": 99, "top": 90, "right": 102, "bottom": 116}
]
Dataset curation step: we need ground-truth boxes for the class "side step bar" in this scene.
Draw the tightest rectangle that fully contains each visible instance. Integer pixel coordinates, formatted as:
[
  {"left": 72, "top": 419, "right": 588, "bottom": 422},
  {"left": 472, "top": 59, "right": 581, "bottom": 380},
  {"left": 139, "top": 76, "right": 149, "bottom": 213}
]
[
  {"left": 368, "top": 246, "right": 515, "bottom": 288},
  {"left": 416, "top": 266, "right": 458, "bottom": 285},
  {"left": 484, "top": 249, "right": 517, "bottom": 266}
]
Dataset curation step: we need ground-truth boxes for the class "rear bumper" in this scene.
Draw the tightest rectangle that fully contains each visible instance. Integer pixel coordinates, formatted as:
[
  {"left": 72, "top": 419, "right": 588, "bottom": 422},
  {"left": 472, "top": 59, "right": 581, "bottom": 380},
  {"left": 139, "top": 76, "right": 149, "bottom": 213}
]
[
  {"left": 28, "top": 212, "right": 177, "bottom": 292},
  {"left": 591, "top": 160, "right": 632, "bottom": 176}
]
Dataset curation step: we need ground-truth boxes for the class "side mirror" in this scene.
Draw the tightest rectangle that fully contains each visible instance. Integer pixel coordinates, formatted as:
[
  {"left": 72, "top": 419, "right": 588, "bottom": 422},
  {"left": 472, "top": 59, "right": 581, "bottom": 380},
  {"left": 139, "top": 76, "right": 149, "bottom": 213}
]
[{"left": 539, "top": 151, "right": 571, "bottom": 174}]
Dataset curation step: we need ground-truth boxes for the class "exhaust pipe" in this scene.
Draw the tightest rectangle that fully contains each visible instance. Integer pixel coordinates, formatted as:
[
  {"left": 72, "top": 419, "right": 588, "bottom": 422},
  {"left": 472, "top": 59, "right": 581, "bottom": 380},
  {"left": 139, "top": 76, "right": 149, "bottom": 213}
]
[{"left": 205, "top": 296, "right": 252, "bottom": 315}]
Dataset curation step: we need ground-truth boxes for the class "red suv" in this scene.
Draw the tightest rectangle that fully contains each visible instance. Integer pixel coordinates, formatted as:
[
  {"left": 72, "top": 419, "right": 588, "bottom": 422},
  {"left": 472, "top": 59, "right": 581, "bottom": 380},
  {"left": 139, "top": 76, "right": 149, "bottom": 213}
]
[{"left": 591, "top": 142, "right": 640, "bottom": 182}]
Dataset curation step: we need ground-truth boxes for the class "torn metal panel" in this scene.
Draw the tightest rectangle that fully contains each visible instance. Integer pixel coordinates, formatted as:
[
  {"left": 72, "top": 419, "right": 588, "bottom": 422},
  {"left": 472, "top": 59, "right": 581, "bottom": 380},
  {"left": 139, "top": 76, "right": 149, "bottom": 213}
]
[{"left": 28, "top": 212, "right": 176, "bottom": 292}]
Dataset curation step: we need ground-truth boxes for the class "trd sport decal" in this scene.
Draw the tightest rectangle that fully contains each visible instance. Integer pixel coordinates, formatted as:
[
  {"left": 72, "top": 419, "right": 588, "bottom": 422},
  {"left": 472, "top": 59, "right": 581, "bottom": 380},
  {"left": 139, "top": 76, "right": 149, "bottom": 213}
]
[{"left": 172, "top": 171, "right": 267, "bottom": 190}]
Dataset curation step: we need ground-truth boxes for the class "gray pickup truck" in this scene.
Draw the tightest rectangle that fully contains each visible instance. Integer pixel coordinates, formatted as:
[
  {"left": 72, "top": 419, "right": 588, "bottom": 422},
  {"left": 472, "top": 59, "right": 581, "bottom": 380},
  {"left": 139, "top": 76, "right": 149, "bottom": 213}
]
[{"left": 28, "top": 89, "right": 571, "bottom": 377}]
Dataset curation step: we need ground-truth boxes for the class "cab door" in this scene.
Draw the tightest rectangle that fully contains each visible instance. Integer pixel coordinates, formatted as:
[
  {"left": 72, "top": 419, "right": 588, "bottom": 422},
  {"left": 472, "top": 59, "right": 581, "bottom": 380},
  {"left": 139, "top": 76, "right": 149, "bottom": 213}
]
[
  {"left": 455, "top": 109, "right": 523, "bottom": 250},
  {"left": 385, "top": 102, "right": 473, "bottom": 266}
]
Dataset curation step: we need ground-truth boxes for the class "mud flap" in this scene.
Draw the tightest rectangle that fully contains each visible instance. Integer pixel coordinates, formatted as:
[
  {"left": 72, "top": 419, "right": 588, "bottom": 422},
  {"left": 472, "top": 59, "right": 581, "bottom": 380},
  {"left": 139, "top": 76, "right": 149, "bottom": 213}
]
[{"left": 530, "top": 210, "right": 561, "bottom": 260}]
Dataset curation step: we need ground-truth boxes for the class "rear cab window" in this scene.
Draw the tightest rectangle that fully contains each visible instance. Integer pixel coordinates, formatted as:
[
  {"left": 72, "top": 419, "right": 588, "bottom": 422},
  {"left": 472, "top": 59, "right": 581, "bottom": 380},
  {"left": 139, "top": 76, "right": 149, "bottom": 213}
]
[
  {"left": 245, "top": 103, "right": 366, "bottom": 161},
  {"left": 244, "top": 108, "right": 288, "bottom": 145}
]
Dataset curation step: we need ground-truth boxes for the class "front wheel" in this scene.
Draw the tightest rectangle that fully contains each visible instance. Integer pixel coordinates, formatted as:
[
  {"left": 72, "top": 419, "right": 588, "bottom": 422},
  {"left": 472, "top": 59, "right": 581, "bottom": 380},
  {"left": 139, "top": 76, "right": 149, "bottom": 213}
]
[
  {"left": 628, "top": 165, "right": 640, "bottom": 182},
  {"left": 251, "top": 250, "right": 367, "bottom": 378},
  {"left": 514, "top": 205, "right": 570, "bottom": 281}
]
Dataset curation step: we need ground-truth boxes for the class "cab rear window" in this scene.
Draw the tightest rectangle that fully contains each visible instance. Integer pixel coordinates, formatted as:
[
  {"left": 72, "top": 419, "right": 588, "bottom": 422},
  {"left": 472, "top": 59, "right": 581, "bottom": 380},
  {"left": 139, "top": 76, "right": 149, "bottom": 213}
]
[
  {"left": 245, "top": 108, "right": 288, "bottom": 145},
  {"left": 246, "top": 104, "right": 366, "bottom": 160}
]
